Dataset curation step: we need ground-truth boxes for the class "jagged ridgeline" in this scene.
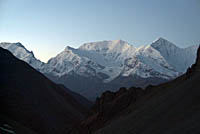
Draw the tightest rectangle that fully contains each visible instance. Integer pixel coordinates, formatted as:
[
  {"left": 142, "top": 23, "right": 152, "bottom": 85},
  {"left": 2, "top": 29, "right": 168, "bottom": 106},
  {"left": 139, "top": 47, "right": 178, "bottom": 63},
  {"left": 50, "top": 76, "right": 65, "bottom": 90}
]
[{"left": 0, "top": 38, "right": 198, "bottom": 101}]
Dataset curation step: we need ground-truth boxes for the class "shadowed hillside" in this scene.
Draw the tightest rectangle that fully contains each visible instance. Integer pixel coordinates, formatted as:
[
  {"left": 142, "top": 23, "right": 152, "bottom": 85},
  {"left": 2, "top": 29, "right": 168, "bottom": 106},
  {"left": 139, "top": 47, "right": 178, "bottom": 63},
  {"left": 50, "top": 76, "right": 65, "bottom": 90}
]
[{"left": 0, "top": 47, "right": 91, "bottom": 134}]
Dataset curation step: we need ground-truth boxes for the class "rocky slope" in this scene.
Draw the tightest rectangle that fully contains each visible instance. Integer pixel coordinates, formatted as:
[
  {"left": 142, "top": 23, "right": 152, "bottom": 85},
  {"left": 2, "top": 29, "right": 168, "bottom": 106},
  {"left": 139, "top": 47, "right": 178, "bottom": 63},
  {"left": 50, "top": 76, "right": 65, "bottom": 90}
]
[{"left": 72, "top": 45, "right": 200, "bottom": 134}]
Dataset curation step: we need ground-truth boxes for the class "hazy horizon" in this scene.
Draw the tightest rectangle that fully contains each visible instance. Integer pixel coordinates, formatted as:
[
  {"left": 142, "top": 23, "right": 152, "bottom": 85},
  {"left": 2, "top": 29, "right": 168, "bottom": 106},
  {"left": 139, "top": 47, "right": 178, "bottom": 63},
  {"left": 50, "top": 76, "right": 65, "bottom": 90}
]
[{"left": 0, "top": 0, "right": 200, "bottom": 62}]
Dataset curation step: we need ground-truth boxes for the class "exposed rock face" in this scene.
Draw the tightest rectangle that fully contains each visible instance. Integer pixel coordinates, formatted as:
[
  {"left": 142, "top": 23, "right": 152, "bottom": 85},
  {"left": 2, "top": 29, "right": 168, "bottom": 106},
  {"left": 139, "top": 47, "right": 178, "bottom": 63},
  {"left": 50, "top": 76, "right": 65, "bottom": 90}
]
[
  {"left": 71, "top": 86, "right": 145, "bottom": 133},
  {"left": 92, "top": 86, "right": 145, "bottom": 116},
  {"left": 193, "top": 45, "right": 200, "bottom": 70},
  {"left": 186, "top": 45, "right": 200, "bottom": 75}
]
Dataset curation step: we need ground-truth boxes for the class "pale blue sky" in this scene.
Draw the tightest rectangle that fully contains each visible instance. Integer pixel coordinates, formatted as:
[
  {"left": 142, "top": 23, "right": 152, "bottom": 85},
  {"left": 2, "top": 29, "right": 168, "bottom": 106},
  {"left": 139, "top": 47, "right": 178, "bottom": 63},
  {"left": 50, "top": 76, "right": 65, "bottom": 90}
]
[{"left": 0, "top": 0, "right": 200, "bottom": 62}]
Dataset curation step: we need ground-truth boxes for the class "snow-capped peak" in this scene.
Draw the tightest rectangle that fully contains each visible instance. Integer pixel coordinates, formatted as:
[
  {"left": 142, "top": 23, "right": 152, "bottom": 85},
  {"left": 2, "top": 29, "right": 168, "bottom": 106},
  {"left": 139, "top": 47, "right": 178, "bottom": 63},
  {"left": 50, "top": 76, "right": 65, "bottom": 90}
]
[
  {"left": 78, "top": 40, "right": 137, "bottom": 65},
  {"left": 15, "top": 42, "right": 25, "bottom": 48},
  {"left": 0, "top": 42, "right": 43, "bottom": 70},
  {"left": 151, "top": 37, "right": 178, "bottom": 49},
  {"left": 79, "top": 40, "right": 136, "bottom": 53},
  {"left": 1, "top": 39, "right": 198, "bottom": 101},
  {"left": 1, "top": 38, "right": 198, "bottom": 83},
  {"left": 65, "top": 46, "right": 75, "bottom": 51},
  {"left": 150, "top": 38, "right": 198, "bottom": 72},
  {"left": 152, "top": 37, "right": 167, "bottom": 43}
]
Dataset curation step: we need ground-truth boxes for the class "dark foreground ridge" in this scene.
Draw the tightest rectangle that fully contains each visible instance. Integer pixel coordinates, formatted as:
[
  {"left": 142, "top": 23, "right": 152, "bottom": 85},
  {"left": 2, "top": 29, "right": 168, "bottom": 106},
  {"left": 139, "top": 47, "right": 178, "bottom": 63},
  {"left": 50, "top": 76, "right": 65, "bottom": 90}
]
[
  {"left": 0, "top": 47, "right": 91, "bottom": 134},
  {"left": 71, "top": 45, "right": 200, "bottom": 134}
]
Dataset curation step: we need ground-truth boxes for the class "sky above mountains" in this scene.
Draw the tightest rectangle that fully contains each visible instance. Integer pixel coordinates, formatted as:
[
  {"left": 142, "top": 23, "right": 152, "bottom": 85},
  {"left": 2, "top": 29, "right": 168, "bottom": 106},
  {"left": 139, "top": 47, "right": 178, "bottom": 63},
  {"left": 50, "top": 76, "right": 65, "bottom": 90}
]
[{"left": 0, "top": 0, "right": 200, "bottom": 62}]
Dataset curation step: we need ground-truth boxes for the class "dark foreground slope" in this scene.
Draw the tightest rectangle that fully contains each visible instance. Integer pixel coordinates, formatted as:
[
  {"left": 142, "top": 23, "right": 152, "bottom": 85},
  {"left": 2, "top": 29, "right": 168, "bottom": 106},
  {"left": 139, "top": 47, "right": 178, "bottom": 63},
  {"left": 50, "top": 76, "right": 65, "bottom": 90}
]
[
  {"left": 0, "top": 47, "right": 90, "bottom": 134},
  {"left": 72, "top": 46, "right": 200, "bottom": 134}
]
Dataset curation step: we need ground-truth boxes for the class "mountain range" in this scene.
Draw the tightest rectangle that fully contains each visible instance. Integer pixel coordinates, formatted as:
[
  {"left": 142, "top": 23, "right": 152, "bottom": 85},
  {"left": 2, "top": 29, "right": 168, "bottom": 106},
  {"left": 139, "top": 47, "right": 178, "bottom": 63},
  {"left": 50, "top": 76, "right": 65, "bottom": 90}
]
[
  {"left": 71, "top": 45, "right": 200, "bottom": 134},
  {"left": 0, "top": 39, "right": 200, "bottom": 134},
  {"left": 0, "top": 37, "right": 198, "bottom": 100}
]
